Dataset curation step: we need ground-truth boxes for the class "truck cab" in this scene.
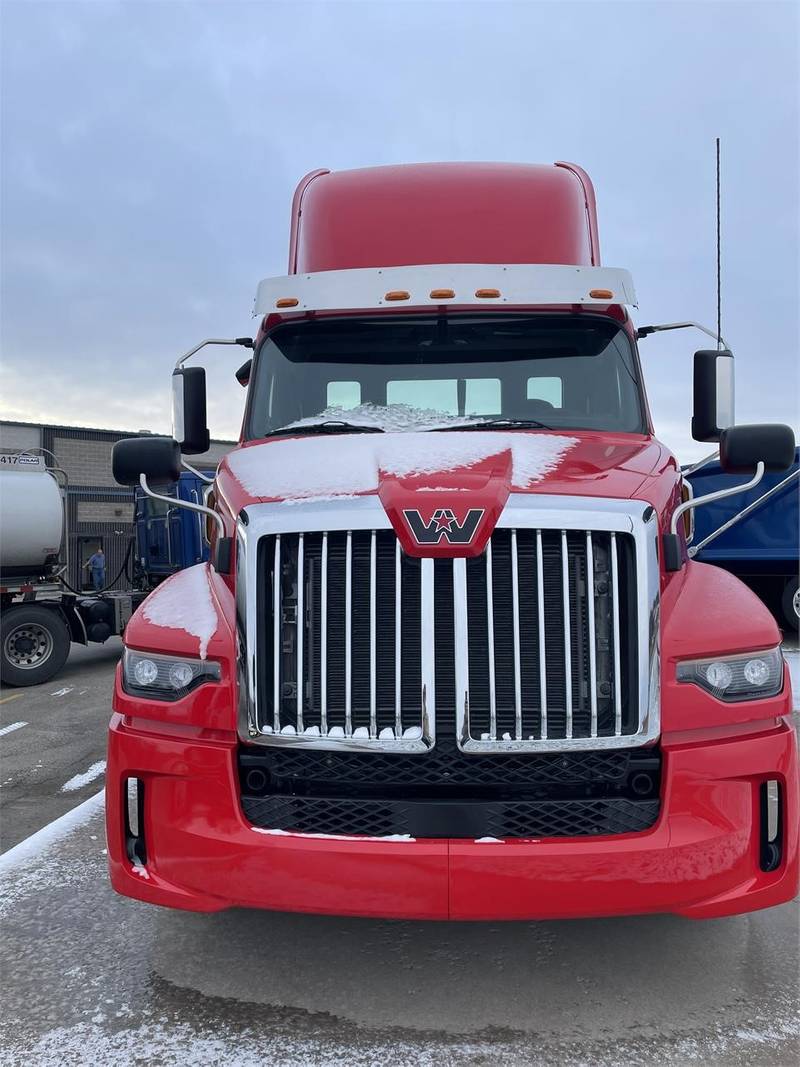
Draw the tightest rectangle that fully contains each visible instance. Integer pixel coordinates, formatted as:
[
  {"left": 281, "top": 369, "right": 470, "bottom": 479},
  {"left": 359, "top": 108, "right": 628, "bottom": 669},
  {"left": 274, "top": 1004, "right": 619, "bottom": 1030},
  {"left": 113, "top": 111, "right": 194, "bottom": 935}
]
[{"left": 106, "top": 163, "right": 798, "bottom": 919}]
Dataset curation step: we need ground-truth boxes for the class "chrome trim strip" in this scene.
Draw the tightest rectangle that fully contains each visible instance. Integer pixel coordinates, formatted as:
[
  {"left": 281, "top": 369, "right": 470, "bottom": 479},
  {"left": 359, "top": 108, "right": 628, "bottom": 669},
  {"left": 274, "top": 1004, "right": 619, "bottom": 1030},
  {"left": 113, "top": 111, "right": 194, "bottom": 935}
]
[
  {"left": 296, "top": 532, "right": 304, "bottom": 733},
  {"left": 510, "top": 528, "right": 522, "bottom": 741},
  {"left": 586, "top": 530, "right": 598, "bottom": 738},
  {"left": 420, "top": 558, "right": 436, "bottom": 748},
  {"left": 369, "top": 529, "right": 377, "bottom": 739},
  {"left": 320, "top": 531, "right": 328, "bottom": 735},
  {"left": 345, "top": 529, "right": 352, "bottom": 737},
  {"left": 394, "top": 539, "right": 402, "bottom": 738},
  {"left": 272, "top": 535, "right": 281, "bottom": 734},
  {"left": 611, "top": 531, "right": 622, "bottom": 736},
  {"left": 485, "top": 538, "right": 496, "bottom": 741},
  {"left": 536, "top": 528, "right": 548, "bottom": 740},
  {"left": 453, "top": 557, "right": 469, "bottom": 747},
  {"left": 561, "top": 529, "right": 573, "bottom": 740}
]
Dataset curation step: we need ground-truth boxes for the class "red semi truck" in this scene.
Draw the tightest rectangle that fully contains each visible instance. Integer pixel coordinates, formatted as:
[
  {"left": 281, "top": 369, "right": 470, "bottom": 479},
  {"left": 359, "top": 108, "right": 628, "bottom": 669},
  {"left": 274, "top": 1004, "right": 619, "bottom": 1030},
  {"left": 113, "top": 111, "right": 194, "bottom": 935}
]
[{"left": 107, "top": 163, "right": 798, "bottom": 919}]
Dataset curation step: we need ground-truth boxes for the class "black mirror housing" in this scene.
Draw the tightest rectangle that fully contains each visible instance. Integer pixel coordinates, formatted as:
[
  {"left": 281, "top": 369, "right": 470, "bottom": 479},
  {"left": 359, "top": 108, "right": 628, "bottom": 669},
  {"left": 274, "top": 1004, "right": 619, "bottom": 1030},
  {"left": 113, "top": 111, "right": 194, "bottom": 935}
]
[
  {"left": 235, "top": 358, "right": 252, "bottom": 387},
  {"left": 172, "top": 367, "right": 210, "bottom": 455},
  {"left": 112, "top": 436, "right": 181, "bottom": 487},
  {"left": 719, "top": 424, "right": 796, "bottom": 474},
  {"left": 692, "top": 349, "right": 735, "bottom": 442}
]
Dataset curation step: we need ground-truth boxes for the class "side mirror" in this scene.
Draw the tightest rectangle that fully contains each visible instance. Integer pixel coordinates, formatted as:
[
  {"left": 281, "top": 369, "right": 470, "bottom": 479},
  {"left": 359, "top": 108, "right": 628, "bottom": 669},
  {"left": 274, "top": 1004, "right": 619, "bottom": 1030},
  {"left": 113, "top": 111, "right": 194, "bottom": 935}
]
[
  {"left": 692, "top": 349, "right": 735, "bottom": 442},
  {"left": 235, "top": 358, "right": 252, "bottom": 388},
  {"left": 719, "top": 424, "right": 796, "bottom": 474},
  {"left": 172, "top": 367, "right": 210, "bottom": 454},
  {"left": 112, "top": 437, "right": 181, "bottom": 487}
]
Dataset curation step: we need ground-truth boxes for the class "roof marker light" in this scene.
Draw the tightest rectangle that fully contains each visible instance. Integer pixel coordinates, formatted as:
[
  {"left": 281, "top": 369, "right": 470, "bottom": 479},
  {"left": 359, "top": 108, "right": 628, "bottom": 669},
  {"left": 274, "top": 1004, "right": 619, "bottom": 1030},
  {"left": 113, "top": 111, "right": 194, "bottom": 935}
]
[
  {"left": 384, "top": 290, "right": 411, "bottom": 301},
  {"left": 475, "top": 288, "right": 501, "bottom": 299},
  {"left": 275, "top": 297, "right": 299, "bottom": 308},
  {"left": 589, "top": 288, "right": 614, "bottom": 299},
  {"left": 430, "top": 288, "right": 455, "bottom": 300}
]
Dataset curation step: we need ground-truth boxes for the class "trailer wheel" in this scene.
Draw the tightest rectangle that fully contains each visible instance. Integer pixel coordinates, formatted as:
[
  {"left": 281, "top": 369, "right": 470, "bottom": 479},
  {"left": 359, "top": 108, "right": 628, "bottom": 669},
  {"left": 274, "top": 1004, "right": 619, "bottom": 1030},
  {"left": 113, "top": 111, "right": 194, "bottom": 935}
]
[
  {"left": 781, "top": 576, "right": 799, "bottom": 633},
  {"left": 0, "top": 605, "right": 71, "bottom": 687}
]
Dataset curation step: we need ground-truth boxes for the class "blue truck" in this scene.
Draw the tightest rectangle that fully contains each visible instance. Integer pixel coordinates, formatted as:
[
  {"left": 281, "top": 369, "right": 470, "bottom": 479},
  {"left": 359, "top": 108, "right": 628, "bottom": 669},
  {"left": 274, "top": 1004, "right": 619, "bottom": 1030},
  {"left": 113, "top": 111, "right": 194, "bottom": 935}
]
[
  {"left": 686, "top": 448, "right": 799, "bottom": 631},
  {"left": 133, "top": 469, "right": 211, "bottom": 586}
]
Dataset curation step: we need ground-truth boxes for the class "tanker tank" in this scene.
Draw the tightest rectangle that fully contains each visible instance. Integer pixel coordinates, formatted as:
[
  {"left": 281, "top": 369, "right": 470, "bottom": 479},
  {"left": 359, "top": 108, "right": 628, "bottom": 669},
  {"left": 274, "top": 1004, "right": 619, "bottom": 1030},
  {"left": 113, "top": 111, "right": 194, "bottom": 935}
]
[{"left": 0, "top": 456, "right": 64, "bottom": 580}]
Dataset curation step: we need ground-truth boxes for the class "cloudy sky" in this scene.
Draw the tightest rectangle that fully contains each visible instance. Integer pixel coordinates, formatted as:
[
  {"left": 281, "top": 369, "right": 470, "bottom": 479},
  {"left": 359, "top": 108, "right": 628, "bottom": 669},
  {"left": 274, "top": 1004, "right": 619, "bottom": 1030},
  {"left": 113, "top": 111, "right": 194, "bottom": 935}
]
[{"left": 1, "top": 0, "right": 797, "bottom": 461}]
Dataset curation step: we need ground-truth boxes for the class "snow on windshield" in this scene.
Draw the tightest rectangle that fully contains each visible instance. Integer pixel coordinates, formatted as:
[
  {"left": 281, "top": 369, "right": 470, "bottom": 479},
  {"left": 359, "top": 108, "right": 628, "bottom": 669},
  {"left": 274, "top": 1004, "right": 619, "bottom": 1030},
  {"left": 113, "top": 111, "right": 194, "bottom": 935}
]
[{"left": 283, "top": 402, "right": 495, "bottom": 433}]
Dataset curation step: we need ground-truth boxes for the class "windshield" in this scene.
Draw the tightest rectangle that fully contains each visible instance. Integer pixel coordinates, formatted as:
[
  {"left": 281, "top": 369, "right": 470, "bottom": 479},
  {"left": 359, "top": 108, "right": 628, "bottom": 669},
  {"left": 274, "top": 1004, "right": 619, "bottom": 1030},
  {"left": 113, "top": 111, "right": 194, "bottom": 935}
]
[{"left": 246, "top": 314, "right": 646, "bottom": 438}]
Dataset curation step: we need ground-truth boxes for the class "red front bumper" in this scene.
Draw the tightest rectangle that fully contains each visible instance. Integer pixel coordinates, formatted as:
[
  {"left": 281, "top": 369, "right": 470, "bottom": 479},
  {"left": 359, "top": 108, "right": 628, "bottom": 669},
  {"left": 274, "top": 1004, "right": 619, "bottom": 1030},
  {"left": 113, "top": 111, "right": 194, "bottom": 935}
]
[{"left": 106, "top": 714, "right": 799, "bottom": 920}]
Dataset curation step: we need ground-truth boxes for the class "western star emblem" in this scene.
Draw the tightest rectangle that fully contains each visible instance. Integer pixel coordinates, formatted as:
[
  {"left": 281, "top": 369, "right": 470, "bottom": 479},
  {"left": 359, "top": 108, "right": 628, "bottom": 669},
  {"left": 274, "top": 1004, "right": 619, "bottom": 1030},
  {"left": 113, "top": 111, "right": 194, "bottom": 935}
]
[{"left": 402, "top": 507, "right": 485, "bottom": 545}]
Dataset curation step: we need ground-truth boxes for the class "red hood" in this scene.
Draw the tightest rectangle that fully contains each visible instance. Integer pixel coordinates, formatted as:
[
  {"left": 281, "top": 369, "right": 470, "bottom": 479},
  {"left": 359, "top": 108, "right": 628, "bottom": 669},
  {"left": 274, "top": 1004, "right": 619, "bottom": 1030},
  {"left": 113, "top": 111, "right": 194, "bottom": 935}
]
[{"left": 219, "top": 430, "right": 670, "bottom": 558}]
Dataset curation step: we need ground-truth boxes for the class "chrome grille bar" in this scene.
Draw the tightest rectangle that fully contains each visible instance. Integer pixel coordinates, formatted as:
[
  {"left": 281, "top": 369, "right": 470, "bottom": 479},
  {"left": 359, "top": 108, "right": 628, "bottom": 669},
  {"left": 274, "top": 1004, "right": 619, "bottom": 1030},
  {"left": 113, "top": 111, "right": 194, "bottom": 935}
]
[
  {"left": 320, "top": 532, "right": 328, "bottom": 735},
  {"left": 586, "top": 530, "right": 598, "bottom": 738},
  {"left": 611, "top": 531, "right": 622, "bottom": 736},
  {"left": 394, "top": 538, "right": 402, "bottom": 738},
  {"left": 296, "top": 533, "right": 304, "bottom": 733},
  {"left": 345, "top": 529, "right": 352, "bottom": 737},
  {"left": 561, "top": 529, "right": 573, "bottom": 740},
  {"left": 511, "top": 528, "right": 522, "bottom": 740},
  {"left": 272, "top": 534, "right": 281, "bottom": 734},
  {"left": 485, "top": 538, "right": 497, "bottom": 741},
  {"left": 369, "top": 529, "right": 377, "bottom": 739},
  {"left": 536, "top": 528, "right": 548, "bottom": 740}
]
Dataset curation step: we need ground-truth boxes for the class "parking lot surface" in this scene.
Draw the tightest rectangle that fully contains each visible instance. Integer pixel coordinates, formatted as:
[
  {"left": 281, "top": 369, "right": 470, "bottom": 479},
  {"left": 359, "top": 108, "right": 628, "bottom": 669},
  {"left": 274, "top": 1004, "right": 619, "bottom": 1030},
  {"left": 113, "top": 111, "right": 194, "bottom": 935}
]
[{"left": 1, "top": 641, "right": 798, "bottom": 1065}]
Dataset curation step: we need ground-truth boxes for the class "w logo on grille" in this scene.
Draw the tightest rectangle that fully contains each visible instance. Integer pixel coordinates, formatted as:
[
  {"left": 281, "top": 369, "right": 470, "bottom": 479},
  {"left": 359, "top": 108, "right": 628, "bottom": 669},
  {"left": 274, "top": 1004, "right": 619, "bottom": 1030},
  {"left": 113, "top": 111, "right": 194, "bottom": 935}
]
[{"left": 402, "top": 507, "right": 485, "bottom": 545}]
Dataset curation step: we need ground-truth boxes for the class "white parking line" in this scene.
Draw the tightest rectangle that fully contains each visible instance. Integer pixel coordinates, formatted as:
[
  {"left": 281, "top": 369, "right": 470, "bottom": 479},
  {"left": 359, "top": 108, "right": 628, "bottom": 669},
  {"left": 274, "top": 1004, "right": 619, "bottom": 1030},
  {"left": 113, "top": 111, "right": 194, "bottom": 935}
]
[
  {"left": 0, "top": 790, "right": 105, "bottom": 877},
  {"left": 0, "top": 721, "right": 27, "bottom": 737},
  {"left": 50, "top": 687, "right": 74, "bottom": 697},
  {"left": 61, "top": 760, "right": 106, "bottom": 793}
]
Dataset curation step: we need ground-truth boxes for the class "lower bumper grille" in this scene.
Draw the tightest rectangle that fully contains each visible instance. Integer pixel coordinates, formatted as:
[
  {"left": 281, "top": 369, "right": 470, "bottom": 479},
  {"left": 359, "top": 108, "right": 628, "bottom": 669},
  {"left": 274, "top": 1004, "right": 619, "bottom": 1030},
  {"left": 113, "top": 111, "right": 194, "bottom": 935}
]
[
  {"left": 239, "top": 743, "right": 661, "bottom": 838},
  {"left": 241, "top": 793, "right": 660, "bottom": 839}
]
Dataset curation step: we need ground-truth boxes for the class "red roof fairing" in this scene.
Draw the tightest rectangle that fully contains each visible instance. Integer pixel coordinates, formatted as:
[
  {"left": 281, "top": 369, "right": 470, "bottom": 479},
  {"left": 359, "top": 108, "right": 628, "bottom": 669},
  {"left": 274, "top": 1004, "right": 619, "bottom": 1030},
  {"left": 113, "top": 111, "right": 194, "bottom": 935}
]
[{"left": 289, "top": 162, "right": 599, "bottom": 274}]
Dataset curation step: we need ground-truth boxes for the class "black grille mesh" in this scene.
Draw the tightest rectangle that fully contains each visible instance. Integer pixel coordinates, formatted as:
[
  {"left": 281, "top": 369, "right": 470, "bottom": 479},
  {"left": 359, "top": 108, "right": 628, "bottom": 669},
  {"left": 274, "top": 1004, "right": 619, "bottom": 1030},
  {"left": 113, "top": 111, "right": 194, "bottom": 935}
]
[{"left": 241, "top": 793, "right": 660, "bottom": 839}]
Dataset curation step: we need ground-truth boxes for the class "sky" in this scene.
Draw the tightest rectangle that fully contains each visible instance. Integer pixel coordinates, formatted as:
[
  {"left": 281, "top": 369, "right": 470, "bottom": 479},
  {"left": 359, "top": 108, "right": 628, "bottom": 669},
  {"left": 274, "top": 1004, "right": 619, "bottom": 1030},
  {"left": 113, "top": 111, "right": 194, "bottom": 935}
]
[{"left": 1, "top": 0, "right": 797, "bottom": 463}]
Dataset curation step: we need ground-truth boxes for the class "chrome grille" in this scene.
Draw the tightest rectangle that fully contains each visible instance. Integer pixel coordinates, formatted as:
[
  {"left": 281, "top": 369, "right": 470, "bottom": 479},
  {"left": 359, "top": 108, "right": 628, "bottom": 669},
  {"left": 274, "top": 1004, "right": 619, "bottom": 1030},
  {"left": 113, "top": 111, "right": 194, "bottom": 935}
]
[
  {"left": 259, "top": 530, "right": 431, "bottom": 750},
  {"left": 457, "top": 528, "right": 638, "bottom": 749},
  {"left": 242, "top": 494, "right": 660, "bottom": 754}
]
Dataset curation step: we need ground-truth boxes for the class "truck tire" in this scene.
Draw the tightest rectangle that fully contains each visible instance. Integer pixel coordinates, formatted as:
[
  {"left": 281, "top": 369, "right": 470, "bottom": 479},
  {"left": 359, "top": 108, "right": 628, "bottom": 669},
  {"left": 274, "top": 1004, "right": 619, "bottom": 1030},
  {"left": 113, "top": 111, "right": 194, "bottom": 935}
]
[
  {"left": 0, "top": 604, "right": 71, "bottom": 687},
  {"left": 781, "top": 576, "right": 799, "bottom": 633}
]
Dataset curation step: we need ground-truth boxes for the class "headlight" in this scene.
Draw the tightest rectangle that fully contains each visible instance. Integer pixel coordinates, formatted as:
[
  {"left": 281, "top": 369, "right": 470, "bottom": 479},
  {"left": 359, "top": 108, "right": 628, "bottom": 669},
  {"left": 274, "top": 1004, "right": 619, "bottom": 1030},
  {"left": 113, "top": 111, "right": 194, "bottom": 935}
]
[
  {"left": 676, "top": 646, "right": 783, "bottom": 702},
  {"left": 123, "top": 649, "right": 221, "bottom": 701}
]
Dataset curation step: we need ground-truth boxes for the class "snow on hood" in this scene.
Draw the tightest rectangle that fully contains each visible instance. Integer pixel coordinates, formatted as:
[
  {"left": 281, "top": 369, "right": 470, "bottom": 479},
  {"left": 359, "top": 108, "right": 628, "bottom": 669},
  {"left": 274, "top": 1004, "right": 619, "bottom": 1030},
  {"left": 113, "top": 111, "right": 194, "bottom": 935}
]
[
  {"left": 142, "top": 564, "right": 218, "bottom": 659},
  {"left": 228, "top": 430, "right": 577, "bottom": 501}
]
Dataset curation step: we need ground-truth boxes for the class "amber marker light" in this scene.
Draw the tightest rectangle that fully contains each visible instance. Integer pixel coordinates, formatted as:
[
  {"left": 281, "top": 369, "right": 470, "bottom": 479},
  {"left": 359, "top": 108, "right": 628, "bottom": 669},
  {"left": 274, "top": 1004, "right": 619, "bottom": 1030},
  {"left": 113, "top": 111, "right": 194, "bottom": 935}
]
[
  {"left": 475, "top": 288, "right": 501, "bottom": 299},
  {"left": 430, "top": 288, "right": 455, "bottom": 300},
  {"left": 384, "top": 290, "right": 411, "bottom": 301},
  {"left": 589, "top": 289, "right": 614, "bottom": 300},
  {"left": 275, "top": 297, "right": 299, "bottom": 308}
]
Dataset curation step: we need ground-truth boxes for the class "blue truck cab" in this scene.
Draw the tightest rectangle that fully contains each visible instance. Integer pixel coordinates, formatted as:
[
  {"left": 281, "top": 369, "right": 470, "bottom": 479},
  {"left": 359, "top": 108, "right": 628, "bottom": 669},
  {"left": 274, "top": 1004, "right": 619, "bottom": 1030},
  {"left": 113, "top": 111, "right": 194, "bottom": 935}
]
[
  {"left": 686, "top": 448, "right": 799, "bottom": 631},
  {"left": 134, "top": 470, "right": 211, "bottom": 585}
]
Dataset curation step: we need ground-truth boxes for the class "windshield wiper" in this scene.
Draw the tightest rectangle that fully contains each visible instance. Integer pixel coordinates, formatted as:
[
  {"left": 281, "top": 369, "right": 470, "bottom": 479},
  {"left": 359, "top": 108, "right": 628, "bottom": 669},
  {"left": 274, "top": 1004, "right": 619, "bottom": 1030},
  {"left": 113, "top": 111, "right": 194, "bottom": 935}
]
[
  {"left": 267, "top": 420, "right": 385, "bottom": 436},
  {"left": 431, "top": 418, "right": 551, "bottom": 431}
]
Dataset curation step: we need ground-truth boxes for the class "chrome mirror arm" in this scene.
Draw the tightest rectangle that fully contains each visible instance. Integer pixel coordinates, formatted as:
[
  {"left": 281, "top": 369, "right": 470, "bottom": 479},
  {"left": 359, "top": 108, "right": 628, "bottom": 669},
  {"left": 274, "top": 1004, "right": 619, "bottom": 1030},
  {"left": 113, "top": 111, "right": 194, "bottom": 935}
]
[
  {"left": 670, "top": 462, "right": 764, "bottom": 537},
  {"left": 139, "top": 474, "right": 225, "bottom": 541},
  {"left": 636, "top": 321, "right": 729, "bottom": 351},
  {"left": 181, "top": 459, "right": 214, "bottom": 484}
]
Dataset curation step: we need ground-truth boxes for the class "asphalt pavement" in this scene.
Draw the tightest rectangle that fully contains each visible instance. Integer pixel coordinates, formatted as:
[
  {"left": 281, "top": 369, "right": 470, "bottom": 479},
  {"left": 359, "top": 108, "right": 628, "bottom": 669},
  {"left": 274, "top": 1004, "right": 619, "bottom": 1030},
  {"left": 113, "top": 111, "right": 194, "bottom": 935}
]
[{"left": 0, "top": 638, "right": 798, "bottom": 1065}]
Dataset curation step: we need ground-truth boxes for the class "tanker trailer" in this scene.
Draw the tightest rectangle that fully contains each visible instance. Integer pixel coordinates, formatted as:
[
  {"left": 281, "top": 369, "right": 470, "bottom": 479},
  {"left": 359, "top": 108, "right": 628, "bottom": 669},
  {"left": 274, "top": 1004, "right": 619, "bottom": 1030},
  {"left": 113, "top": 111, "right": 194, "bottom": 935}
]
[{"left": 0, "top": 453, "right": 148, "bottom": 686}]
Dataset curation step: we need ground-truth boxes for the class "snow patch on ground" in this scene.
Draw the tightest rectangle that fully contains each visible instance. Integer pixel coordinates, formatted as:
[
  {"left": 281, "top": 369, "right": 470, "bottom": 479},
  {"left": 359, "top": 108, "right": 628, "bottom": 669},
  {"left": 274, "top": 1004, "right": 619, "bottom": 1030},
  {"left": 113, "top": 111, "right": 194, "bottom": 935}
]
[
  {"left": 142, "top": 564, "right": 218, "bottom": 659},
  {"left": 0, "top": 791, "right": 104, "bottom": 914},
  {"left": 61, "top": 760, "right": 106, "bottom": 793},
  {"left": 228, "top": 430, "right": 576, "bottom": 501}
]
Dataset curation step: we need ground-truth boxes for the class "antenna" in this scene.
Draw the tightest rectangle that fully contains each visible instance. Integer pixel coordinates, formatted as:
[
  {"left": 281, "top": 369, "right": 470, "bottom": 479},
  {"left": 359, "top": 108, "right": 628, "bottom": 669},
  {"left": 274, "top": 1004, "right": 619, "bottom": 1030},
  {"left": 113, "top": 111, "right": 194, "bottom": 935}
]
[{"left": 721, "top": 135, "right": 725, "bottom": 352}]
